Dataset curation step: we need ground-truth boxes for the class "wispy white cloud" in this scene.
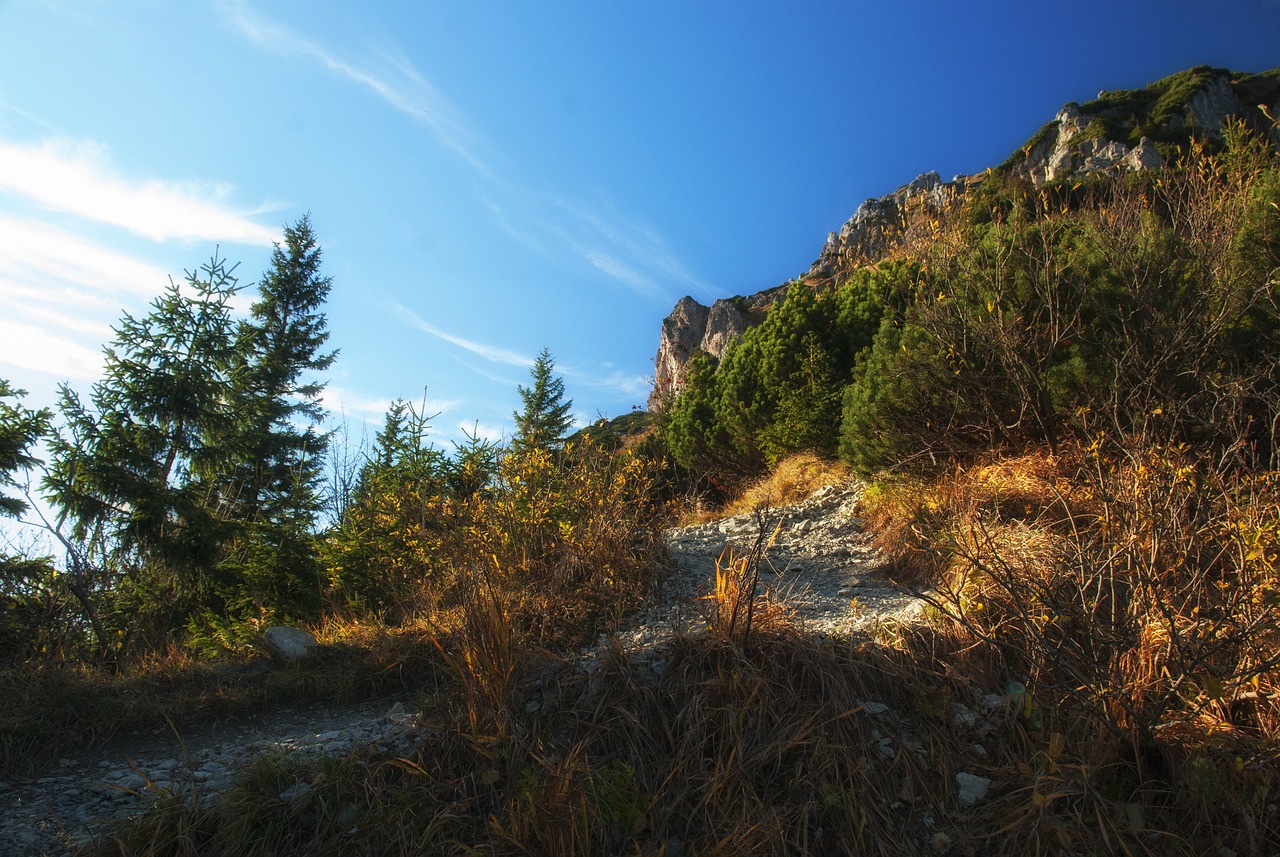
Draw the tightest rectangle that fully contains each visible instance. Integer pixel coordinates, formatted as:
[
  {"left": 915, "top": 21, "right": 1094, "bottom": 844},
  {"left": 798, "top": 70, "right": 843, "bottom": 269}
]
[
  {"left": 218, "top": 0, "right": 496, "bottom": 179},
  {"left": 0, "top": 215, "right": 176, "bottom": 381},
  {"left": 559, "top": 362, "right": 651, "bottom": 401},
  {"left": 549, "top": 196, "right": 711, "bottom": 299},
  {"left": 578, "top": 248, "right": 661, "bottom": 299},
  {"left": 320, "top": 387, "right": 471, "bottom": 430},
  {"left": 393, "top": 302, "right": 534, "bottom": 368},
  {"left": 0, "top": 97, "right": 64, "bottom": 137},
  {"left": 0, "top": 131, "right": 278, "bottom": 384},
  {"left": 0, "top": 138, "right": 279, "bottom": 244},
  {"left": 0, "top": 317, "right": 104, "bottom": 381},
  {"left": 0, "top": 215, "right": 170, "bottom": 299},
  {"left": 389, "top": 291, "right": 647, "bottom": 405},
  {"left": 490, "top": 188, "right": 710, "bottom": 302},
  {"left": 319, "top": 386, "right": 393, "bottom": 422},
  {"left": 592, "top": 369, "right": 651, "bottom": 399},
  {"left": 460, "top": 420, "right": 505, "bottom": 444},
  {"left": 454, "top": 357, "right": 523, "bottom": 388}
]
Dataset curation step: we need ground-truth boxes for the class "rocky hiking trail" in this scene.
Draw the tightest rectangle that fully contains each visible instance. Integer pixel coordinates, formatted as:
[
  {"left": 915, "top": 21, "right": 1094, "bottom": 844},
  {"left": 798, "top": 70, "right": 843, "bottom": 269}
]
[{"left": 2, "top": 482, "right": 925, "bottom": 857}]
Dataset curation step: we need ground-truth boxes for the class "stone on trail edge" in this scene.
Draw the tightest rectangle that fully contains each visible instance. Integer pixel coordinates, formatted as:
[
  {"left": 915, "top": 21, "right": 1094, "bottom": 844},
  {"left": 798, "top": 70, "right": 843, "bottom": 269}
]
[
  {"left": 0, "top": 481, "right": 926, "bottom": 856},
  {"left": 263, "top": 625, "right": 320, "bottom": 661}
]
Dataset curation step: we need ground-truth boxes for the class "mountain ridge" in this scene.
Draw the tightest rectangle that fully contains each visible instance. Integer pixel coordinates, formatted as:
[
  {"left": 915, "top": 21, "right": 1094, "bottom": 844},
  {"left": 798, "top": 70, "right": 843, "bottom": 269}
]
[{"left": 647, "top": 64, "right": 1280, "bottom": 411}]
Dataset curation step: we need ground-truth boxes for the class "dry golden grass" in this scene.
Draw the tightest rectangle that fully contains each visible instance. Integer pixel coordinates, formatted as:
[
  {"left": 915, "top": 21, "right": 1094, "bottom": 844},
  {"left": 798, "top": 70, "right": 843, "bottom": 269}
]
[
  {"left": 718, "top": 452, "right": 852, "bottom": 519},
  {"left": 702, "top": 541, "right": 795, "bottom": 646},
  {"left": 92, "top": 602, "right": 1276, "bottom": 856},
  {"left": 859, "top": 443, "right": 1280, "bottom": 851},
  {"left": 945, "top": 518, "right": 1063, "bottom": 615},
  {"left": 858, "top": 477, "right": 950, "bottom": 588},
  {"left": 964, "top": 451, "right": 1068, "bottom": 518}
]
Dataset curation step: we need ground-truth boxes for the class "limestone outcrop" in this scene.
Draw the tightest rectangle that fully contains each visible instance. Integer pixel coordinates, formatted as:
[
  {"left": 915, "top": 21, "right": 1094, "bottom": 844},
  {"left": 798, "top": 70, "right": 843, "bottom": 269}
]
[
  {"left": 648, "top": 295, "right": 756, "bottom": 410},
  {"left": 1007, "top": 67, "right": 1273, "bottom": 187},
  {"left": 1011, "top": 102, "right": 1168, "bottom": 187},
  {"left": 806, "top": 171, "right": 962, "bottom": 280}
]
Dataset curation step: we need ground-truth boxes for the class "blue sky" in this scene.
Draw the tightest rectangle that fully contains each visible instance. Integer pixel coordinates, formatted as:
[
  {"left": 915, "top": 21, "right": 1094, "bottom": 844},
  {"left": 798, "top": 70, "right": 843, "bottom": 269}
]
[{"left": 0, "top": 0, "right": 1277, "bottom": 448}]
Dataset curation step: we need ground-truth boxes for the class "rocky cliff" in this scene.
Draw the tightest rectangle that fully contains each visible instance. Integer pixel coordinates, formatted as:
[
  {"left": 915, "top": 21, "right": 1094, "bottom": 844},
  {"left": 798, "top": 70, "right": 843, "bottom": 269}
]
[
  {"left": 647, "top": 65, "right": 1280, "bottom": 412},
  {"left": 645, "top": 168, "right": 958, "bottom": 410},
  {"left": 648, "top": 295, "right": 760, "bottom": 410},
  {"left": 1005, "top": 65, "right": 1279, "bottom": 186}
]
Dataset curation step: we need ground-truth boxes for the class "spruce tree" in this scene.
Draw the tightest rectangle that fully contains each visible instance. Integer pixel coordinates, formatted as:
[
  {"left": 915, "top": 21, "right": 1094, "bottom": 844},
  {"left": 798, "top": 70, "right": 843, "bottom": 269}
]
[
  {"left": 43, "top": 256, "right": 242, "bottom": 632},
  {"left": 0, "top": 381, "right": 49, "bottom": 520},
  {"left": 510, "top": 348, "right": 574, "bottom": 457},
  {"left": 218, "top": 215, "right": 336, "bottom": 618}
]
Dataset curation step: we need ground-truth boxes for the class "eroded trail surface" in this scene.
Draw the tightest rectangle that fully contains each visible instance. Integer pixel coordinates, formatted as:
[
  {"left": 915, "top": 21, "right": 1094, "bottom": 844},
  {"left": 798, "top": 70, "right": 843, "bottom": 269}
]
[
  {"left": 1, "top": 482, "right": 922, "bottom": 856},
  {"left": 576, "top": 482, "right": 923, "bottom": 669},
  {"left": 0, "top": 697, "right": 419, "bottom": 857}
]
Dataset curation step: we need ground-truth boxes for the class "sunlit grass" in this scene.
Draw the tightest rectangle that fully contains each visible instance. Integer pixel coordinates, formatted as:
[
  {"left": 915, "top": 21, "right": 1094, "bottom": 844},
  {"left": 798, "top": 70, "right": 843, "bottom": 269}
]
[{"left": 712, "top": 452, "right": 852, "bottom": 520}]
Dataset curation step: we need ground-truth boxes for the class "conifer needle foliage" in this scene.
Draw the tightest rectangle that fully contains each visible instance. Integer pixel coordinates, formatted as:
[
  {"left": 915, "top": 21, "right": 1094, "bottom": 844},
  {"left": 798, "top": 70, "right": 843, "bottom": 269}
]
[{"left": 16, "top": 217, "right": 339, "bottom": 657}]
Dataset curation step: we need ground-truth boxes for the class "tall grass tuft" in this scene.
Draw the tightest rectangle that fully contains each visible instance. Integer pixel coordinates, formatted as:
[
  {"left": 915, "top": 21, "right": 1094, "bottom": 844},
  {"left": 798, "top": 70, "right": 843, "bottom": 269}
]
[{"left": 863, "top": 444, "right": 1280, "bottom": 854}]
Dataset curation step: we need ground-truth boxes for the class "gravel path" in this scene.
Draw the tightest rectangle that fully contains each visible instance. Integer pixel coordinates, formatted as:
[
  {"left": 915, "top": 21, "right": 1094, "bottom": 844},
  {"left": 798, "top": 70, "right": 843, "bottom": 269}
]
[
  {"left": 0, "top": 698, "right": 419, "bottom": 856},
  {"left": 580, "top": 482, "right": 923, "bottom": 663},
  {"left": 0, "top": 481, "right": 921, "bottom": 856}
]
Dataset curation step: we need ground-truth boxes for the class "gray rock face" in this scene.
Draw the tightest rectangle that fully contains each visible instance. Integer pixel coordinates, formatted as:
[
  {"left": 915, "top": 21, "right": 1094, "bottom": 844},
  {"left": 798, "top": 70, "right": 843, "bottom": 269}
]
[
  {"left": 1186, "top": 73, "right": 1243, "bottom": 138},
  {"left": 1012, "top": 70, "right": 1261, "bottom": 187},
  {"left": 1124, "top": 136, "right": 1163, "bottom": 172},
  {"left": 264, "top": 625, "right": 320, "bottom": 661},
  {"left": 647, "top": 172, "right": 958, "bottom": 411},
  {"left": 1013, "top": 102, "right": 1169, "bottom": 187},
  {"left": 648, "top": 295, "right": 752, "bottom": 411},
  {"left": 647, "top": 68, "right": 1278, "bottom": 413},
  {"left": 807, "top": 171, "right": 958, "bottom": 280}
]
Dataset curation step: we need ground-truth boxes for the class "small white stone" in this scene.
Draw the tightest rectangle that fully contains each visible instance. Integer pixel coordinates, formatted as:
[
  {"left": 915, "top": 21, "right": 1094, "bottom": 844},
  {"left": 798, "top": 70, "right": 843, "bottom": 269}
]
[
  {"left": 279, "top": 781, "right": 313, "bottom": 806},
  {"left": 955, "top": 772, "right": 992, "bottom": 807},
  {"left": 263, "top": 625, "right": 320, "bottom": 661}
]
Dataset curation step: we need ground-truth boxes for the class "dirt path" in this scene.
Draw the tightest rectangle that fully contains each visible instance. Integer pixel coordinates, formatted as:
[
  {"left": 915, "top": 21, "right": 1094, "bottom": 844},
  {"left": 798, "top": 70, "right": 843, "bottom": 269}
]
[{"left": 0, "top": 695, "right": 416, "bottom": 856}]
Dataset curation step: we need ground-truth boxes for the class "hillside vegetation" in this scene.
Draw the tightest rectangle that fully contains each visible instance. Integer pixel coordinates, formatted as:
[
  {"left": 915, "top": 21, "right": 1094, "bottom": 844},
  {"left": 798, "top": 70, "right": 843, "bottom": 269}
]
[{"left": 0, "top": 72, "right": 1278, "bottom": 855}]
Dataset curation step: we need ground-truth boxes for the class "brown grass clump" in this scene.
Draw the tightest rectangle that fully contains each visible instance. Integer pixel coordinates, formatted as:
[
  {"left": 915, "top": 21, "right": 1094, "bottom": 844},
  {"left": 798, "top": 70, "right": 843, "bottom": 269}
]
[
  {"left": 720, "top": 452, "right": 852, "bottom": 518},
  {"left": 861, "top": 450, "right": 1067, "bottom": 588},
  {"left": 963, "top": 452, "right": 1068, "bottom": 520},
  {"left": 701, "top": 525, "right": 795, "bottom": 648},
  {"left": 860, "top": 443, "right": 1280, "bottom": 854}
]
